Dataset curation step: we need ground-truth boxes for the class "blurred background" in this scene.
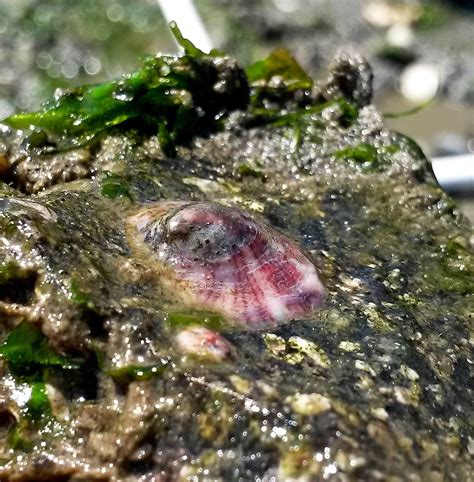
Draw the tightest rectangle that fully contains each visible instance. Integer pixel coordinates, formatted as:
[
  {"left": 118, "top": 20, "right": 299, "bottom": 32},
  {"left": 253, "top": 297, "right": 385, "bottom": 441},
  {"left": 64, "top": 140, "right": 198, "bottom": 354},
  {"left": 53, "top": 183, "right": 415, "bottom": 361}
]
[{"left": 0, "top": 0, "right": 473, "bottom": 218}]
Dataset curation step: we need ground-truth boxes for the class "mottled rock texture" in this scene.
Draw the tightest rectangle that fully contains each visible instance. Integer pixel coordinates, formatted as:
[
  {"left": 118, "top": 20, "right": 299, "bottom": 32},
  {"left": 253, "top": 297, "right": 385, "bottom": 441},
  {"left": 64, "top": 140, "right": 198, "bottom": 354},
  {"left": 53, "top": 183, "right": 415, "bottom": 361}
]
[{"left": 0, "top": 49, "right": 472, "bottom": 482}]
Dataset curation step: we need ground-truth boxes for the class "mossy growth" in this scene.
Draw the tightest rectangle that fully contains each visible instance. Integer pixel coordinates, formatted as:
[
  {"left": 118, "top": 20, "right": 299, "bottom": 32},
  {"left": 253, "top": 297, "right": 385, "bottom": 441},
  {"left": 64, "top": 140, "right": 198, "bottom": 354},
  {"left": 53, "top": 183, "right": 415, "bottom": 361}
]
[
  {"left": 165, "top": 310, "right": 225, "bottom": 332},
  {"left": 105, "top": 364, "right": 166, "bottom": 384},
  {"left": 236, "top": 162, "right": 266, "bottom": 181},
  {"left": 100, "top": 171, "right": 133, "bottom": 201},
  {"left": 0, "top": 321, "right": 76, "bottom": 376},
  {"left": 333, "top": 143, "right": 399, "bottom": 173},
  {"left": 69, "top": 278, "right": 94, "bottom": 308}
]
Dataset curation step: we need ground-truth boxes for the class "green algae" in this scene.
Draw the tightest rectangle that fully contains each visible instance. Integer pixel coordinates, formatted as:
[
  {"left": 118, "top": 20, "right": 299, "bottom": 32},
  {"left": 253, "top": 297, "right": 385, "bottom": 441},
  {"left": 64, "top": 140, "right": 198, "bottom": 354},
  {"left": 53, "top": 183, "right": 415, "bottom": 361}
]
[
  {"left": 106, "top": 364, "right": 166, "bottom": 384},
  {"left": 24, "top": 382, "right": 52, "bottom": 421},
  {"left": 425, "top": 261, "right": 474, "bottom": 294},
  {"left": 100, "top": 171, "right": 133, "bottom": 201},
  {"left": 0, "top": 323, "right": 76, "bottom": 450},
  {"left": 165, "top": 310, "right": 225, "bottom": 331},
  {"left": 7, "top": 423, "right": 34, "bottom": 452},
  {"left": 333, "top": 143, "right": 400, "bottom": 172},
  {"left": 249, "top": 98, "right": 357, "bottom": 128},
  {"left": 3, "top": 24, "right": 249, "bottom": 155},
  {"left": 0, "top": 321, "right": 76, "bottom": 375},
  {"left": 69, "top": 278, "right": 95, "bottom": 308},
  {"left": 236, "top": 162, "right": 266, "bottom": 181},
  {"left": 247, "top": 48, "right": 313, "bottom": 110}
]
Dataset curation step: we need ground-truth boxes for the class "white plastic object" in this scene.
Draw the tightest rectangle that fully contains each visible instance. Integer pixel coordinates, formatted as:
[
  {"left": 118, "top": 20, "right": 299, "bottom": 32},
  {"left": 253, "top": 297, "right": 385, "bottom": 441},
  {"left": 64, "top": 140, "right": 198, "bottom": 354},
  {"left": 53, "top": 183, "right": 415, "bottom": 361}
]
[{"left": 431, "top": 154, "right": 474, "bottom": 194}]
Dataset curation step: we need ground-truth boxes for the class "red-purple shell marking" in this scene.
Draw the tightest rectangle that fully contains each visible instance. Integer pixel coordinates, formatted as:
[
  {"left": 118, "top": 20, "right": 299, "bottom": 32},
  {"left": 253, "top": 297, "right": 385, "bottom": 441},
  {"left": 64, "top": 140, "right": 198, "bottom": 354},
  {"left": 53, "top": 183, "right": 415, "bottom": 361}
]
[{"left": 126, "top": 201, "right": 325, "bottom": 328}]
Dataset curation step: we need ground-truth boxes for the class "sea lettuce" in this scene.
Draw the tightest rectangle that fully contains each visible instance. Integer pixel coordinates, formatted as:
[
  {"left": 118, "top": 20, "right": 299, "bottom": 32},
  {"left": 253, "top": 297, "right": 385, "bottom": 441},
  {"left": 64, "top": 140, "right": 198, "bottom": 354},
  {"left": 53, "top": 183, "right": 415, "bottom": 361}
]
[{"left": 4, "top": 24, "right": 249, "bottom": 156}]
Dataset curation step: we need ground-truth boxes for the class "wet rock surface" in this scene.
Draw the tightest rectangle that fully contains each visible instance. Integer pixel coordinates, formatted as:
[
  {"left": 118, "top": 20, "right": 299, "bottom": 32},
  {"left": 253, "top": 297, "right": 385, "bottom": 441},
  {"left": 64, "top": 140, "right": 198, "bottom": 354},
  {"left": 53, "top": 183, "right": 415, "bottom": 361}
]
[{"left": 0, "top": 50, "right": 473, "bottom": 482}]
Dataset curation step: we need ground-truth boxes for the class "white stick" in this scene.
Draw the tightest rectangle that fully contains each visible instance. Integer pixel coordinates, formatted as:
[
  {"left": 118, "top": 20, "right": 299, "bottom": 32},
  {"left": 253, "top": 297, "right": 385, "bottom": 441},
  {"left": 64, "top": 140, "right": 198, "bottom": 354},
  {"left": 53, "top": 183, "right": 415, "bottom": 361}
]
[
  {"left": 431, "top": 154, "right": 474, "bottom": 194},
  {"left": 157, "top": 0, "right": 214, "bottom": 53}
]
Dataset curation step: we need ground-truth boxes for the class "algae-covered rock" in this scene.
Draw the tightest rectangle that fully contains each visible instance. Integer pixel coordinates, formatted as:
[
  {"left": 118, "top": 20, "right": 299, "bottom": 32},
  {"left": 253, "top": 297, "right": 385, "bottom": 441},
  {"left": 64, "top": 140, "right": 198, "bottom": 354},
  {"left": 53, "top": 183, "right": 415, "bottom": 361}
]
[{"left": 0, "top": 29, "right": 472, "bottom": 481}]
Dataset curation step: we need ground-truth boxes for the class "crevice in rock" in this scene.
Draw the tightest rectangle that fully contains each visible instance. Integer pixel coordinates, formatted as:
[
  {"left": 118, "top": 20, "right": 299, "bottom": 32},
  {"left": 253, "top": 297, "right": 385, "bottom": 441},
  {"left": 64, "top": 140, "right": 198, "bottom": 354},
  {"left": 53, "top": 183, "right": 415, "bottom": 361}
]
[
  {"left": 82, "top": 309, "right": 109, "bottom": 340},
  {"left": 0, "top": 269, "right": 38, "bottom": 305}
]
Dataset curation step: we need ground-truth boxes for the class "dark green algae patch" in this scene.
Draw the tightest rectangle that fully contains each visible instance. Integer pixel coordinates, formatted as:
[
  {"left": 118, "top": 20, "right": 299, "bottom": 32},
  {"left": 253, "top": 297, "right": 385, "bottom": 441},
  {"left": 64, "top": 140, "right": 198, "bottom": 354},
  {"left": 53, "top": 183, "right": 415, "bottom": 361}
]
[{"left": 0, "top": 28, "right": 473, "bottom": 482}]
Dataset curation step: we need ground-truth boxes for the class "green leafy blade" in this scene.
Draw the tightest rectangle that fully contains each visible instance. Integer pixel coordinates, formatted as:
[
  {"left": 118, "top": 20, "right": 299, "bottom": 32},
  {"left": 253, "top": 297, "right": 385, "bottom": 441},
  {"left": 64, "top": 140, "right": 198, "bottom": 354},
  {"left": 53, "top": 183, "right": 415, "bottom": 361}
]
[
  {"left": 0, "top": 321, "right": 77, "bottom": 375},
  {"left": 247, "top": 48, "right": 313, "bottom": 91}
]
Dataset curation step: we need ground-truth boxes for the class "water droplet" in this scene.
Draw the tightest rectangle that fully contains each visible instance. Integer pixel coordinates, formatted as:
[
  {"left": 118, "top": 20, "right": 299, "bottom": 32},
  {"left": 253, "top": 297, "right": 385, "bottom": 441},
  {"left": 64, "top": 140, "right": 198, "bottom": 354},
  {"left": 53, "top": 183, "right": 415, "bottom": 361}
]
[{"left": 113, "top": 88, "right": 134, "bottom": 102}]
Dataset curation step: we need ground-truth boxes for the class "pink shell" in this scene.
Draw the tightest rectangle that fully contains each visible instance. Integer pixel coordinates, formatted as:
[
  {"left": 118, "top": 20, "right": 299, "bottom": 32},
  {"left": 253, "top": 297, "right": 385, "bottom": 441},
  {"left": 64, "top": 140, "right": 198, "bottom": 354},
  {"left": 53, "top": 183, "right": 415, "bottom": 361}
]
[
  {"left": 126, "top": 201, "right": 325, "bottom": 328},
  {"left": 175, "top": 326, "right": 232, "bottom": 361}
]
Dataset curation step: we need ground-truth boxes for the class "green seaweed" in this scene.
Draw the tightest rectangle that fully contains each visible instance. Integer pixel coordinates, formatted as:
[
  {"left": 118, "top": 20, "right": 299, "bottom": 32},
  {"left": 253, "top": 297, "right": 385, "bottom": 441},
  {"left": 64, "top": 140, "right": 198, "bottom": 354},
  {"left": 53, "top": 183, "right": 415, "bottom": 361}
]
[
  {"left": 247, "top": 48, "right": 314, "bottom": 110},
  {"left": 25, "top": 382, "right": 52, "bottom": 421},
  {"left": 106, "top": 363, "right": 167, "bottom": 384},
  {"left": 169, "top": 21, "right": 207, "bottom": 58},
  {"left": 0, "top": 321, "right": 76, "bottom": 375},
  {"left": 427, "top": 255, "right": 474, "bottom": 295},
  {"left": 444, "top": 238, "right": 471, "bottom": 257},
  {"left": 7, "top": 410, "right": 63, "bottom": 451},
  {"left": 0, "top": 322, "right": 78, "bottom": 426},
  {"left": 165, "top": 310, "right": 225, "bottom": 331},
  {"left": 247, "top": 98, "right": 357, "bottom": 151},
  {"left": 3, "top": 24, "right": 249, "bottom": 156},
  {"left": 69, "top": 278, "right": 94, "bottom": 308},
  {"left": 436, "top": 267, "right": 474, "bottom": 294},
  {"left": 257, "top": 98, "right": 357, "bottom": 126},
  {"left": 338, "top": 99, "right": 359, "bottom": 124},
  {"left": 100, "top": 171, "right": 133, "bottom": 201},
  {"left": 2, "top": 25, "right": 360, "bottom": 161},
  {"left": 383, "top": 97, "right": 436, "bottom": 119},
  {"left": 247, "top": 48, "right": 313, "bottom": 91},
  {"left": 335, "top": 143, "right": 377, "bottom": 162},
  {"left": 8, "top": 423, "right": 33, "bottom": 451},
  {"left": 237, "top": 162, "right": 266, "bottom": 180},
  {"left": 333, "top": 143, "right": 399, "bottom": 172}
]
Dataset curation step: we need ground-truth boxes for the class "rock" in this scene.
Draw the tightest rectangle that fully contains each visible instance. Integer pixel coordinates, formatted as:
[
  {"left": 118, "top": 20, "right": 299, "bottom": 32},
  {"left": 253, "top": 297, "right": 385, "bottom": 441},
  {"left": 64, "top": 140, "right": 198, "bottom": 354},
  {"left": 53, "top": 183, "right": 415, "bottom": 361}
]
[{"left": 0, "top": 47, "right": 472, "bottom": 482}]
